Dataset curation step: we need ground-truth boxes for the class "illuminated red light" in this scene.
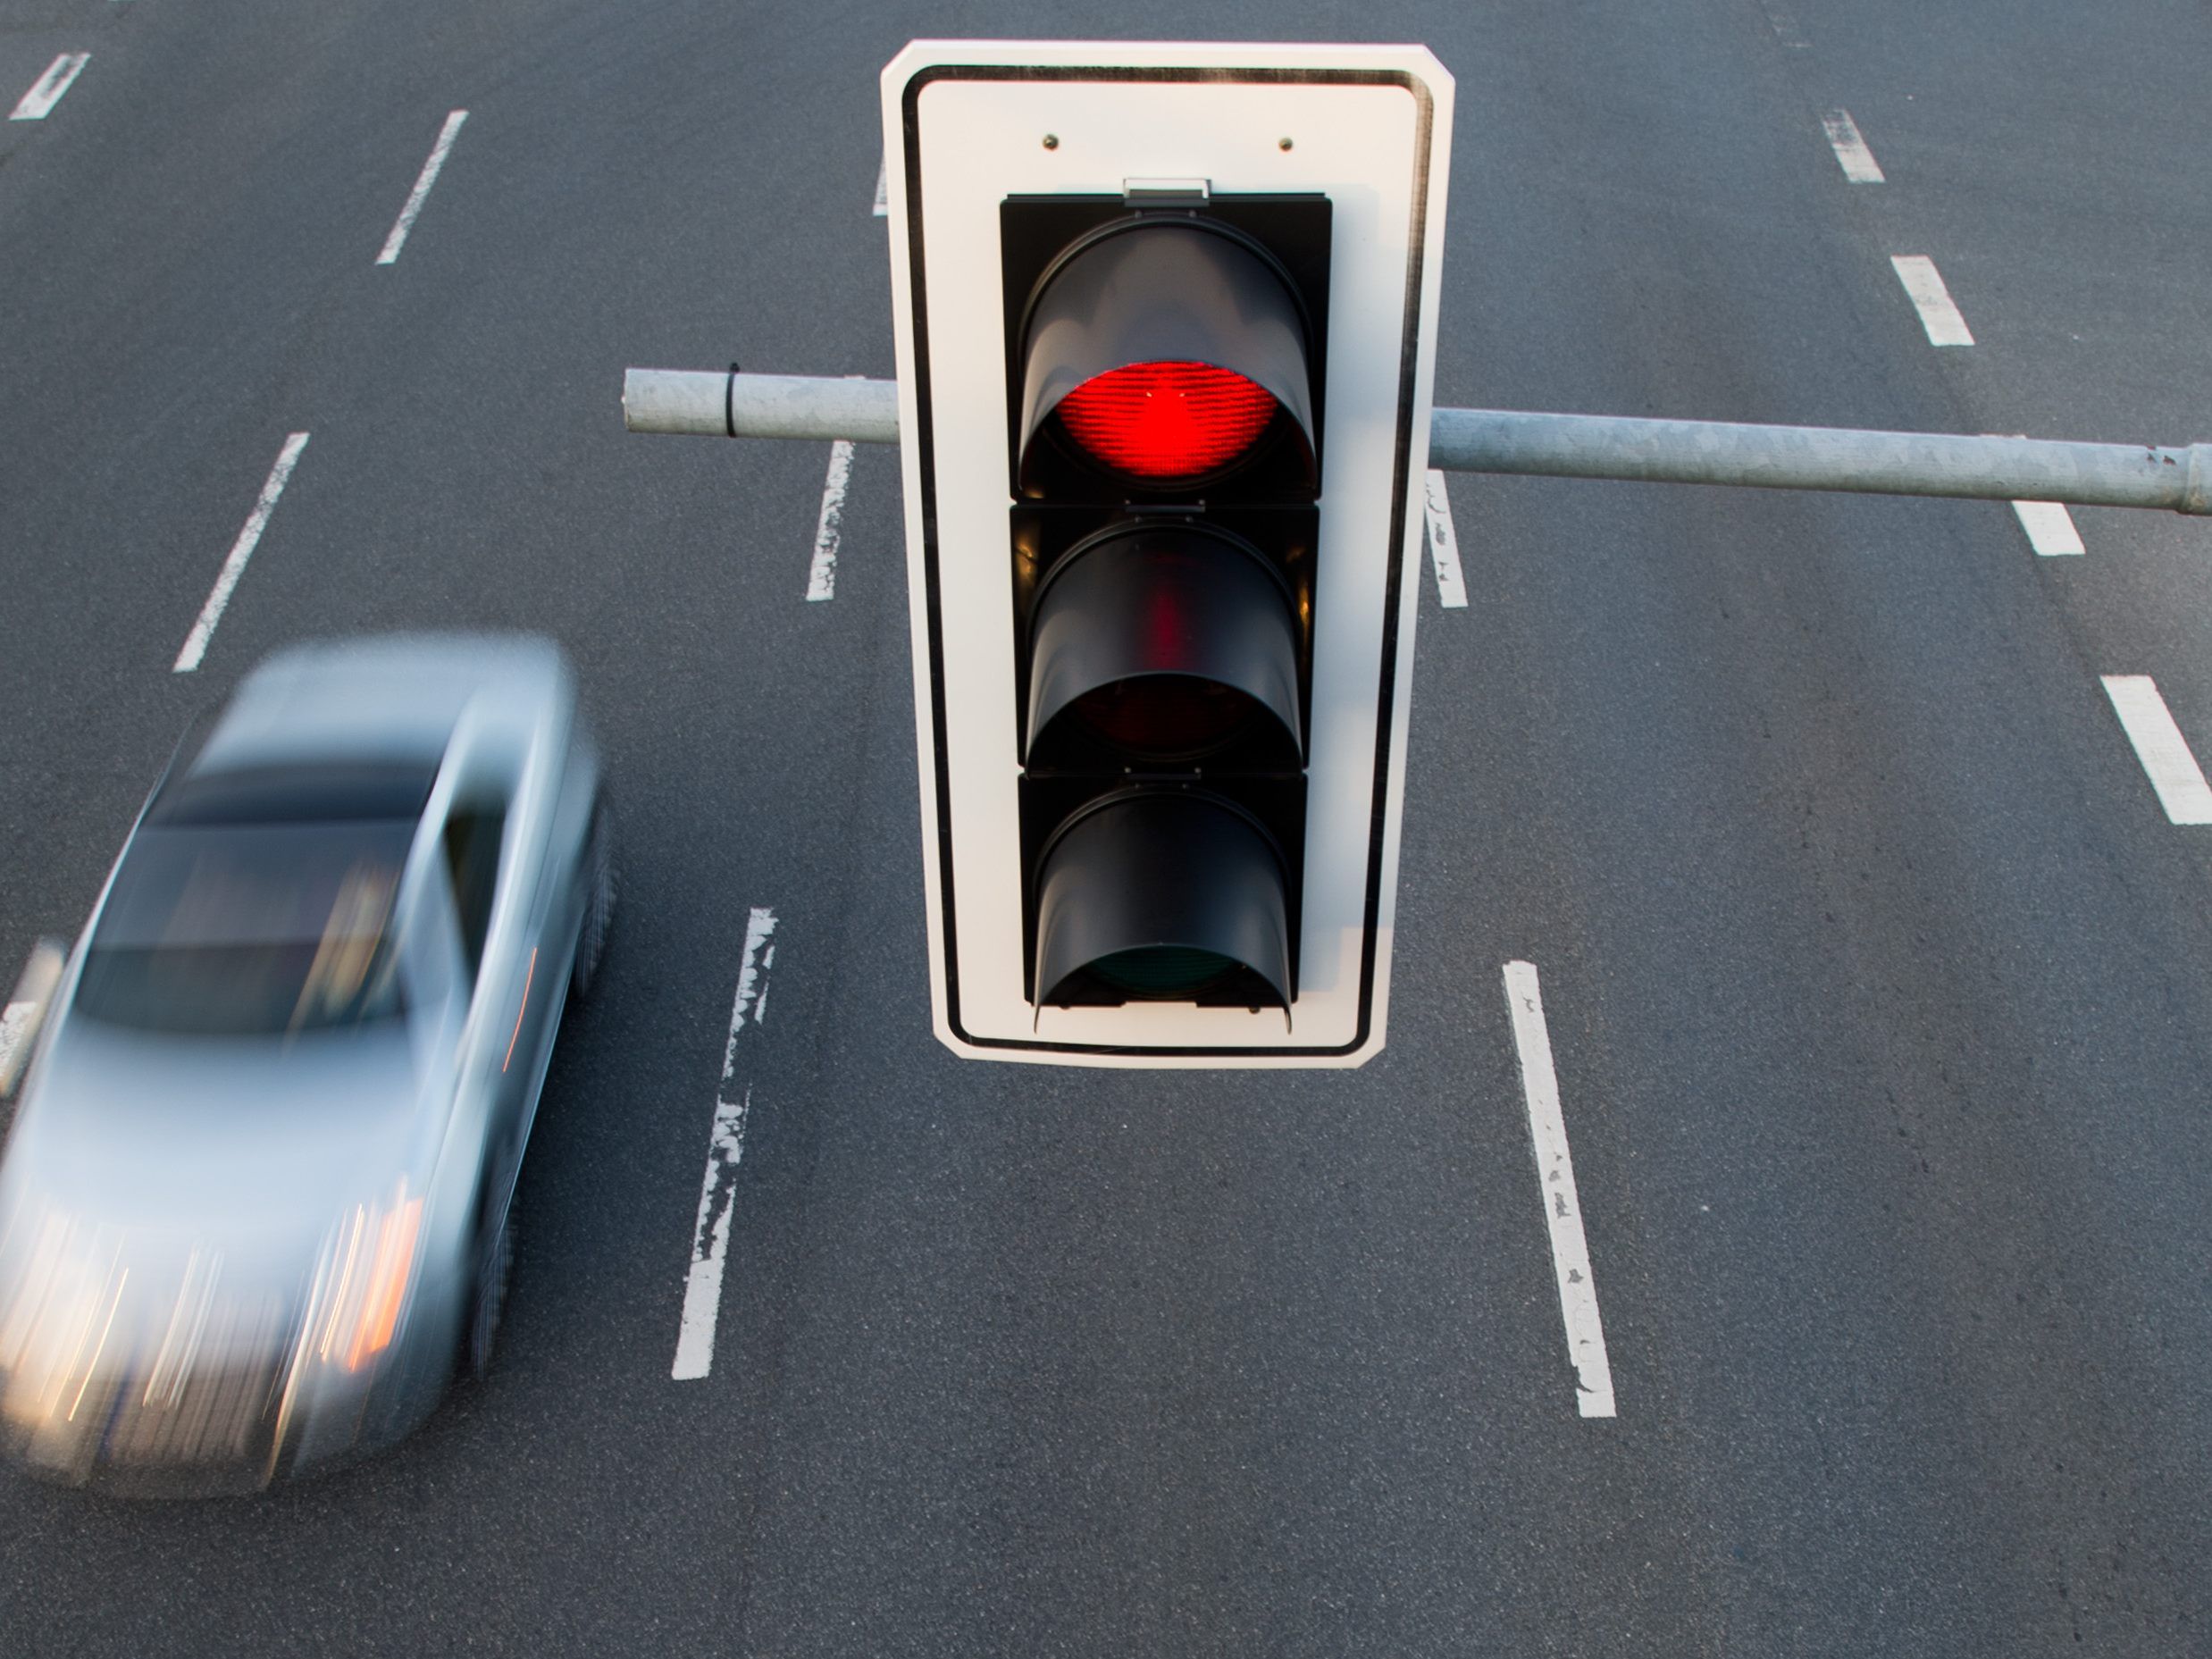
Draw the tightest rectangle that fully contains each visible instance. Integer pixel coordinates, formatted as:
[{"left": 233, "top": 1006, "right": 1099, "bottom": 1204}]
[{"left": 1056, "top": 360, "right": 1277, "bottom": 481}]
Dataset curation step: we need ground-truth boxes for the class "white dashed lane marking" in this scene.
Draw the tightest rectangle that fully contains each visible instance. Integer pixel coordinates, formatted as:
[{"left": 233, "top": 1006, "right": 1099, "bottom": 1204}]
[
  {"left": 671, "top": 907, "right": 778, "bottom": 1381},
  {"left": 11, "top": 54, "right": 88, "bottom": 121},
  {"left": 1890, "top": 256, "right": 1974, "bottom": 347},
  {"left": 377, "top": 110, "right": 469, "bottom": 265},
  {"left": 2101, "top": 676, "right": 2212, "bottom": 825},
  {"left": 1423, "top": 469, "right": 1466, "bottom": 609},
  {"left": 173, "top": 432, "right": 311, "bottom": 674},
  {"left": 0, "top": 1001, "right": 36, "bottom": 1082},
  {"left": 806, "top": 441, "right": 855, "bottom": 602},
  {"left": 1990, "top": 434, "right": 2087, "bottom": 556},
  {"left": 2012, "top": 499, "right": 2085, "bottom": 557},
  {"left": 1502, "top": 960, "right": 1616, "bottom": 1420},
  {"left": 1, "top": 942, "right": 64, "bottom": 1095},
  {"left": 1821, "top": 110, "right": 1884, "bottom": 182}
]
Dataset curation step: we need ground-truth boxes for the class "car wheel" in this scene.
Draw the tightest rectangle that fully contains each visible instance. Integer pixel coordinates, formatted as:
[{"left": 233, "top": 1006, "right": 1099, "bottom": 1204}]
[
  {"left": 465, "top": 1204, "right": 514, "bottom": 1381},
  {"left": 570, "top": 799, "right": 615, "bottom": 1001}
]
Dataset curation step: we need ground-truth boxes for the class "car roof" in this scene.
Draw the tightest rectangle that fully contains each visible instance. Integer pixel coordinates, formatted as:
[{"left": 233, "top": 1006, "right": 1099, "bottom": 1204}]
[{"left": 181, "top": 633, "right": 569, "bottom": 783}]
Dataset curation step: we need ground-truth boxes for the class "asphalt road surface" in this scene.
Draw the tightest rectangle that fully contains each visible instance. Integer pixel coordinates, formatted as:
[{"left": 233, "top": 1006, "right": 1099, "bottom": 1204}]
[{"left": 2, "top": 0, "right": 2208, "bottom": 1653}]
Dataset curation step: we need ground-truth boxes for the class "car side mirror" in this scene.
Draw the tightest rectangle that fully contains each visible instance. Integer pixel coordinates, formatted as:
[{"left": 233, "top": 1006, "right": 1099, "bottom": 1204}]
[{"left": 0, "top": 938, "right": 68, "bottom": 1102}]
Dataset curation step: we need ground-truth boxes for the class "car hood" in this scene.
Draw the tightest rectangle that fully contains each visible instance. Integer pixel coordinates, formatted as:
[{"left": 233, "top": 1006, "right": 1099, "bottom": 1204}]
[{"left": 0, "top": 1018, "right": 438, "bottom": 1365}]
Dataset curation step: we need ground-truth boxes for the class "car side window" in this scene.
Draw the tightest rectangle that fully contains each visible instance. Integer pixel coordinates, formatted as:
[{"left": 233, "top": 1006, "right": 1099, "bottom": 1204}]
[{"left": 442, "top": 797, "right": 508, "bottom": 983}]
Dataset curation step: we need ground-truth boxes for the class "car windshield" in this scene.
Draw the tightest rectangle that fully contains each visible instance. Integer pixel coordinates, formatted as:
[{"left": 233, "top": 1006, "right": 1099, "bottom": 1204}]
[{"left": 75, "top": 820, "right": 416, "bottom": 1035}]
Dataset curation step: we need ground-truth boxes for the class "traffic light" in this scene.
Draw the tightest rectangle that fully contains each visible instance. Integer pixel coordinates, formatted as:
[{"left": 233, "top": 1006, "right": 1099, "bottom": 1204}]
[
  {"left": 1010, "top": 193, "right": 1324, "bottom": 1018},
  {"left": 882, "top": 41, "right": 1454, "bottom": 1067}
]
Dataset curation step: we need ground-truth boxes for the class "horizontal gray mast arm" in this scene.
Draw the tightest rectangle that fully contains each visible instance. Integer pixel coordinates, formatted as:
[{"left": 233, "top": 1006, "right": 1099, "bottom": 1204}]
[
  {"left": 624, "top": 370, "right": 902, "bottom": 444},
  {"left": 622, "top": 368, "right": 2211, "bottom": 515}
]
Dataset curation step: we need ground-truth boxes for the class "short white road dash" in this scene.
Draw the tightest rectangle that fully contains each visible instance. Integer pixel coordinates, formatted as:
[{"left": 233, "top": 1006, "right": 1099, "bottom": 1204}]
[
  {"left": 0, "top": 943, "right": 63, "bottom": 1093},
  {"left": 376, "top": 110, "right": 468, "bottom": 265},
  {"left": 1890, "top": 256, "right": 1973, "bottom": 347},
  {"left": 173, "top": 432, "right": 310, "bottom": 674},
  {"left": 1423, "top": 469, "right": 1467, "bottom": 610},
  {"left": 0, "top": 1001, "right": 36, "bottom": 1082},
  {"left": 1988, "top": 433, "right": 2086, "bottom": 556},
  {"left": 805, "top": 441, "right": 855, "bottom": 601},
  {"left": 2012, "top": 499, "right": 2085, "bottom": 557},
  {"left": 873, "top": 155, "right": 888, "bottom": 217},
  {"left": 1503, "top": 961, "right": 1616, "bottom": 1419},
  {"left": 12, "top": 54, "right": 88, "bottom": 121},
  {"left": 2101, "top": 676, "right": 2212, "bottom": 825},
  {"left": 672, "top": 906, "right": 778, "bottom": 1381},
  {"left": 1821, "top": 110, "right": 1884, "bottom": 182}
]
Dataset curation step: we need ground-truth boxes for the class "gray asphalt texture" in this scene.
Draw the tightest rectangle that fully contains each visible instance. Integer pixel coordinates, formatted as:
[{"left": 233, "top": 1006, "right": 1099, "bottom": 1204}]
[{"left": 2, "top": 0, "right": 2209, "bottom": 1653}]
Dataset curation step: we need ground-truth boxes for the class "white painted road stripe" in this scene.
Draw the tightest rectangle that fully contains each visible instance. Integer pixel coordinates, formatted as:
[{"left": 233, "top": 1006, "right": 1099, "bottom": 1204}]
[
  {"left": 2013, "top": 499, "right": 2085, "bottom": 557},
  {"left": 173, "top": 432, "right": 310, "bottom": 674},
  {"left": 805, "top": 440, "right": 855, "bottom": 601},
  {"left": 1503, "top": 961, "right": 1616, "bottom": 1419},
  {"left": 2101, "top": 676, "right": 2212, "bottom": 825},
  {"left": 1423, "top": 469, "right": 1468, "bottom": 609},
  {"left": 376, "top": 109, "right": 468, "bottom": 265},
  {"left": 0, "top": 1002, "right": 35, "bottom": 1082},
  {"left": 672, "top": 907, "right": 777, "bottom": 1381},
  {"left": 1821, "top": 110, "right": 1884, "bottom": 182},
  {"left": 873, "top": 155, "right": 887, "bottom": 216},
  {"left": 1890, "top": 256, "right": 1974, "bottom": 347},
  {"left": 11, "top": 54, "right": 88, "bottom": 121},
  {"left": 1988, "top": 433, "right": 2087, "bottom": 556},
  {"left": 0, "top": 943, "right": 63, "bottom": 1095}
]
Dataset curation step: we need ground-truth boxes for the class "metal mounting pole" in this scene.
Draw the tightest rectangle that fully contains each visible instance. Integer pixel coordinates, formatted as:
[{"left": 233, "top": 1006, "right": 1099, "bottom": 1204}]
[
  {"left": 622, "top": 368, "right": 2212, "bottom": 516},
  {"left": 624, "top": 370, "right": 900, "bottom": 444},
  {"left": 1429, "top": 407, "right": 2209, "bottom": 515}
]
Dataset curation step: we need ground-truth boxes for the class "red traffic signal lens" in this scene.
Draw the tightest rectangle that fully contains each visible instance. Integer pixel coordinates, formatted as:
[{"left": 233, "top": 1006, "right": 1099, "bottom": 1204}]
[{"left": 1055, "top": 361, "right": 1277, "bottom": 482}]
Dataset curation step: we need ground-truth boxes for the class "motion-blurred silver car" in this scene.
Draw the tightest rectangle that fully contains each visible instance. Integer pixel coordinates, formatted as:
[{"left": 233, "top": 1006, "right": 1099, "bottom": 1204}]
[{"left": 0, "top": 635, "right": 612, "bottom": 1493}]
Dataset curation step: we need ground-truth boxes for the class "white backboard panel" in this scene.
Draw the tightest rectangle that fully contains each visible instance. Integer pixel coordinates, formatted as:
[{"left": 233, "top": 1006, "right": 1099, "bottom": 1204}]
[{"left": 882, "top": 40, "right": 1454, "bottom": 1068}]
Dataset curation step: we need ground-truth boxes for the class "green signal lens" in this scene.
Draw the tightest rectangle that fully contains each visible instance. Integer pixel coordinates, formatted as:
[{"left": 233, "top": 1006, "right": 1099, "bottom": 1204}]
[{"left": 1085, "top": 945, "right": 1241, "bottom": 1001}]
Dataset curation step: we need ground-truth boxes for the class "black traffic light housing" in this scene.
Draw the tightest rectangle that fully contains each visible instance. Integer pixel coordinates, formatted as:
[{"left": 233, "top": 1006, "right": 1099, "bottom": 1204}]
[{"left": 1001, "top": 192, "right": 1332, "bottom": 1013}]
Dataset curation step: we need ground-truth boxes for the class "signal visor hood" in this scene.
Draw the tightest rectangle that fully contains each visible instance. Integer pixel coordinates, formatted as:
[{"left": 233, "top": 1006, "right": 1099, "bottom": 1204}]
[
  {"left": 1031, "top": 790, "right": 1293, "bottom": 1013},
  {"left": 1024, "top": 521, "right": 1304, "bottom": 771}
]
